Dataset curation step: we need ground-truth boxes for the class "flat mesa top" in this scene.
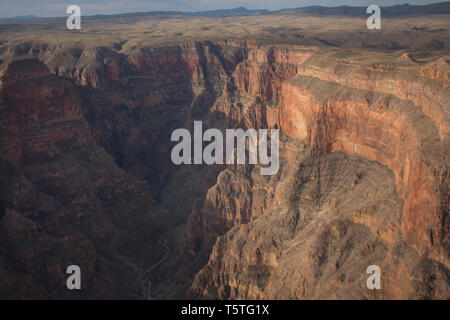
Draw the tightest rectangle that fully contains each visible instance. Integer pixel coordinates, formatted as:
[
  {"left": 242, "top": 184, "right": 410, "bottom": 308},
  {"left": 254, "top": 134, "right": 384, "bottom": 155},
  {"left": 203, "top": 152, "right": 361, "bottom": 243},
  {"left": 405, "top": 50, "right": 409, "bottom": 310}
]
[{"left": 0, "top": 13, "right": 449, "bottom": 53}]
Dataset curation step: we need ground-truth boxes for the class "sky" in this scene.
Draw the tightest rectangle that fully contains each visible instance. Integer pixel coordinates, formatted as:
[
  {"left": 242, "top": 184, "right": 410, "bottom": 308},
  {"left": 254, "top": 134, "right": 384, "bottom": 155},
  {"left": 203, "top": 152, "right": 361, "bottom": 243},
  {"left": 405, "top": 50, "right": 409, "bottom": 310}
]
[{"left": 0, "top": 0, "right": 443, "bottom": 18}]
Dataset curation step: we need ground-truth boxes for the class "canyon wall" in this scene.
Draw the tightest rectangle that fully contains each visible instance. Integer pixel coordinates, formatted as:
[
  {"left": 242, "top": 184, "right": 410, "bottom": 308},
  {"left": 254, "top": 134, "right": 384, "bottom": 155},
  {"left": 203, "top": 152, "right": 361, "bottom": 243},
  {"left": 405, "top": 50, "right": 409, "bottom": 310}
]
[
  {"left": 0, "top": 58, "right": 173, "bottom": 298},
  {"left": 183, "top": 42, "right": 449, "bottom": 299},
  {"left": 0, "top": 40, "right": 448, "bottom": 299}
]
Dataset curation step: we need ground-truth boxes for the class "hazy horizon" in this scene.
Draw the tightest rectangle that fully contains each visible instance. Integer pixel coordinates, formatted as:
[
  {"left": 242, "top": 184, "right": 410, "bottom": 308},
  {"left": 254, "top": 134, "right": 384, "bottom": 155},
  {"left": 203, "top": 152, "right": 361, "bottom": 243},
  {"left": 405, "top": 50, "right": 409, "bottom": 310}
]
[{"left": 0, "top": 0, "right": 446, "bottom": 18}]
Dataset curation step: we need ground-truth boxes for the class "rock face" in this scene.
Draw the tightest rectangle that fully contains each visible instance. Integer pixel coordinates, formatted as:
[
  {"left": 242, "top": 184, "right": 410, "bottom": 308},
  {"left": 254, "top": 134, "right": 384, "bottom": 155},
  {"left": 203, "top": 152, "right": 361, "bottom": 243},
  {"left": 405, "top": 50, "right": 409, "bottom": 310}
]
[
  {"left": 0, "top": 38, "right": 448, "bottom": 299},
  {"left": 184, "top": 44, "right": 449, "bottom": 299},
  {"left": 0, "top": 58, "right": 170, "bottom": 299}
]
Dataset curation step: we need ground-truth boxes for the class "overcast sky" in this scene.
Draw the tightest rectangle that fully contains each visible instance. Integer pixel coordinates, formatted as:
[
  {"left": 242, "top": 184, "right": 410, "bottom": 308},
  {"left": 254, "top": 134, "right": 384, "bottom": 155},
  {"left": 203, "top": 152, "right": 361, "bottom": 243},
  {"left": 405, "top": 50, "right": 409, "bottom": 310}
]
[{"left": 0, "top": 0, "right": 443, "bottom": 18}]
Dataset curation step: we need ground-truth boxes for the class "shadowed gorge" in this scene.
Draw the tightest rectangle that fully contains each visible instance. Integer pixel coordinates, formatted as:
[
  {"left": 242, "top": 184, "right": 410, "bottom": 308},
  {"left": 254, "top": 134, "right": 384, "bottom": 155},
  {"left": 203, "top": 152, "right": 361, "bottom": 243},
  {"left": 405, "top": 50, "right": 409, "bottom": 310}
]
[{"left": 0, "top": 5, "right": 449, "bottom": 300}]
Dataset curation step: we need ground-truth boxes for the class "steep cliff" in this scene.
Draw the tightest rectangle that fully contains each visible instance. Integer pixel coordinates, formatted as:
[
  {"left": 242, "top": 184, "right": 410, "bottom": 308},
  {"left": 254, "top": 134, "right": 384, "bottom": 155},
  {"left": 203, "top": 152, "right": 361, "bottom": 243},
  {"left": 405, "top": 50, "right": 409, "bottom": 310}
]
[
  {"left": 0, "top": 38, "right": 448, "bottom": 299},
  {"left": 0, "top": 58, "right": 171, "bottom": 298},
  {"left": 184, "top": 44, "right": 449, "bottom": 299}
]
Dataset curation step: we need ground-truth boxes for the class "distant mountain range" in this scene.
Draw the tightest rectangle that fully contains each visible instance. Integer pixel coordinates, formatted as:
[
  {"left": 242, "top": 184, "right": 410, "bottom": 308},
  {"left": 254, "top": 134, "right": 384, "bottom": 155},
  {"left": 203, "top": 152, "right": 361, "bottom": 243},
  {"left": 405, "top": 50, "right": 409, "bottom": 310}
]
[
  {"left": 0, "top": 14, "right": 39, "bottom": 20},
  {"left": 186, "top": 6, "right": 269, "bottom": 16},
  {"left": 1, "top": 1, "right": 449, "bottom": 20},
  {"left": 276, "top": 2, "right": 450, "bottom": 16}
]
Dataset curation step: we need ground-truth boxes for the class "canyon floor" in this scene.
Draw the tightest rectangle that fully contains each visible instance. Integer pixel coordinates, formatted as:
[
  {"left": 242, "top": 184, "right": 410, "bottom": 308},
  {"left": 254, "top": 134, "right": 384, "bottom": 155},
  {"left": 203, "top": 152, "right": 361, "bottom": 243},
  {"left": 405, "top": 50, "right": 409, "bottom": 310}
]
[{"left": 0, "top": 6, "right": 449, "bottom": 299}]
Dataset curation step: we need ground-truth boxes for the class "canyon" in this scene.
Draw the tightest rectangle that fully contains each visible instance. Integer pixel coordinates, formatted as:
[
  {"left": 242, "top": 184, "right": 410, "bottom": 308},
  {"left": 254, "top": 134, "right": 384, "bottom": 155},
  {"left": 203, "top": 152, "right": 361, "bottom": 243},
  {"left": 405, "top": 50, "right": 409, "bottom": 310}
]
[{"left": 0, "top": 9, "right": 448, "bottom": 299}]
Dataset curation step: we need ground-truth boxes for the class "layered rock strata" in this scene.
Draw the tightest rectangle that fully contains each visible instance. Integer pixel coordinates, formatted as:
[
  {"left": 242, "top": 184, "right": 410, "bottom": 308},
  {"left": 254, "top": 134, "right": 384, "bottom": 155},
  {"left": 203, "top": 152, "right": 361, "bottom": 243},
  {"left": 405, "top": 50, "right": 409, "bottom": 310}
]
[{"left": 0, "top": 39, "right": 448, "bottom": 299}]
